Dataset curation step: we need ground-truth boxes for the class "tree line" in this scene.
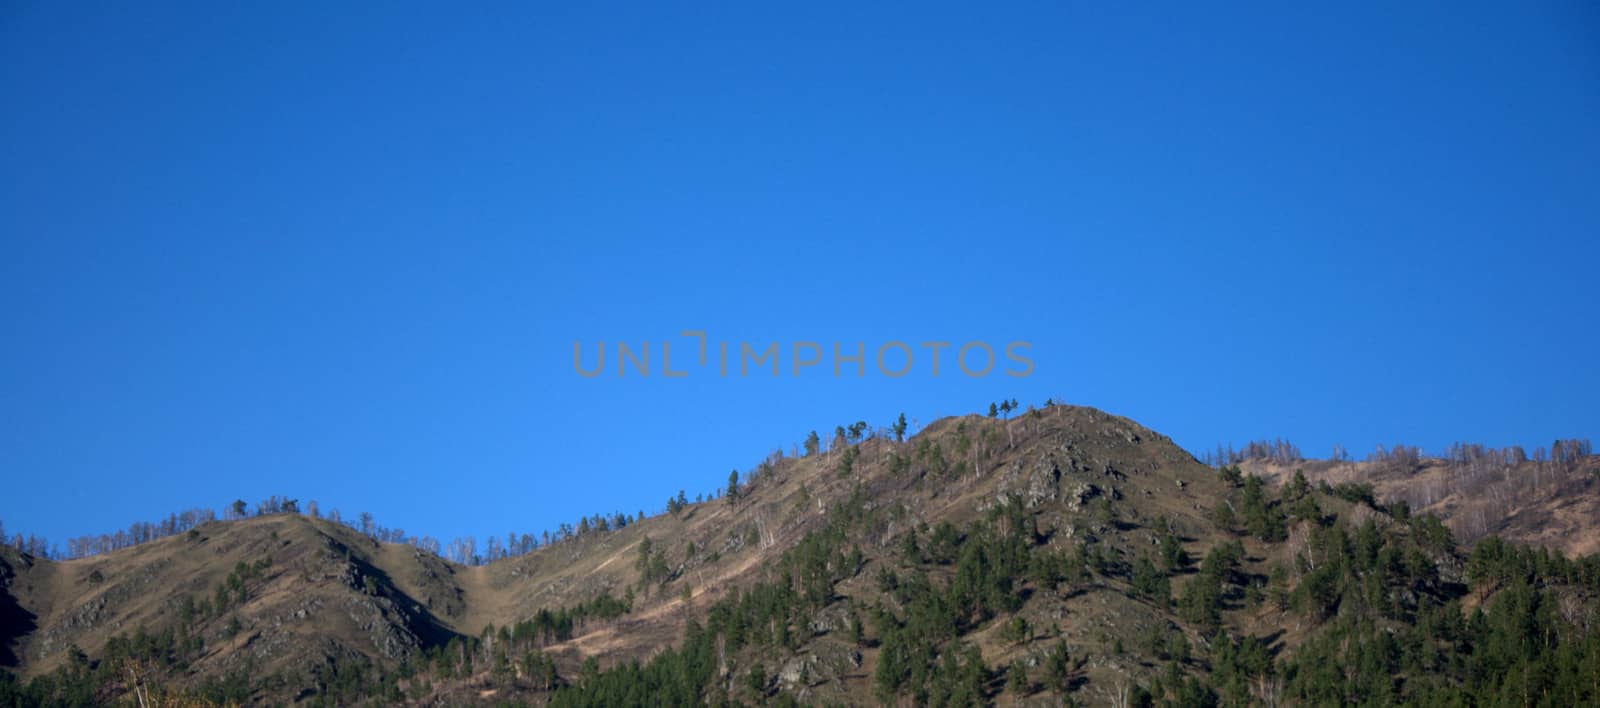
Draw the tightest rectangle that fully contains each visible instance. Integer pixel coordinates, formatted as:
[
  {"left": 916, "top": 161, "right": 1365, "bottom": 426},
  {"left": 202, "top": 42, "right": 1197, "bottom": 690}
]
[{"left": 2, "top": 403, "right": 1017, "bottom": 568}]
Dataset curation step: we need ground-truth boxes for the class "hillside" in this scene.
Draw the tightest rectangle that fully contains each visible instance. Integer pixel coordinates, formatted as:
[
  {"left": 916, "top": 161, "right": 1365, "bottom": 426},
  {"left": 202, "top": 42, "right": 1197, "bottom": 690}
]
[
  {"left": 3, "top": 404, "right": 1598, "bottom": 706},
  {"left": 1240, "top": 449, "right": 1600, "bottom": 557}
]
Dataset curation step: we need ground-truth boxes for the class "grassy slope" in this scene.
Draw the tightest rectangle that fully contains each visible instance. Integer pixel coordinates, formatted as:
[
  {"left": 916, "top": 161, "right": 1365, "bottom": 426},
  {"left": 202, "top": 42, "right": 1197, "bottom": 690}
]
[{"left": 5, "top": 404, "right": 1572, "bottom": 704}]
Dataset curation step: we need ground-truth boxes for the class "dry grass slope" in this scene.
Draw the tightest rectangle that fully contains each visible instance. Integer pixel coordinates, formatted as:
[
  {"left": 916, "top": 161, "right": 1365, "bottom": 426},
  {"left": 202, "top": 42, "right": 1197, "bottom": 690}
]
[{"left": 4, "top": 404, "right": 1591, "bottom": 704}]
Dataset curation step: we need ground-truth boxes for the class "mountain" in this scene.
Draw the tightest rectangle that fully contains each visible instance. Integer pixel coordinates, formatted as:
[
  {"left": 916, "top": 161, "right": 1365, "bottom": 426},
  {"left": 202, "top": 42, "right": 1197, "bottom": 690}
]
[{"left": 2, "top": 404, "right": 1597, "bottom": 706}]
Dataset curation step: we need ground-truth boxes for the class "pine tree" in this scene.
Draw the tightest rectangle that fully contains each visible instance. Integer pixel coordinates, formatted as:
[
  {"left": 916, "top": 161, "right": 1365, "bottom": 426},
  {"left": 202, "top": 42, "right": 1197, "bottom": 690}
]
[
  {"left": 1008, "top": 659, "right": 1029, "bottom": 694},
  {"left": 1046, "top": 639, "right": 1072, "bottom": 692}
]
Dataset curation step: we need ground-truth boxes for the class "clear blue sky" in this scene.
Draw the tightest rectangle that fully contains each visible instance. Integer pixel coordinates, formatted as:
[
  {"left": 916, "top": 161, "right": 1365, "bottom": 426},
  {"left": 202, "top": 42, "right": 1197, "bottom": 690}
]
[{"left": 3, "top": 2, "right": 1597, "bottom": 548}]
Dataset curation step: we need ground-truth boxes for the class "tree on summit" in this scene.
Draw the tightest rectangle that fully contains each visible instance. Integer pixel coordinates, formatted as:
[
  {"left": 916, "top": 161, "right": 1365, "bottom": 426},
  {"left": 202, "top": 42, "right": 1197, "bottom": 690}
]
[
  {"left": 848, "top": 421, "right": 869, "bottom": 442},
  {"left": 668, "top": 490, "right": 689, "bottom": 515},
  {"left": 893, "top": 413, "right": 908, "bottom": 442},
  {"left": 726, "top": 469, "right": 740, "bottom": 503}
]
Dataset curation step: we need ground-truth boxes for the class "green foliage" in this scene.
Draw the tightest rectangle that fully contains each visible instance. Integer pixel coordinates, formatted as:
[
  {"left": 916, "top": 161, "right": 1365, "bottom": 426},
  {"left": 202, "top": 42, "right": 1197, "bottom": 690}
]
[
  {"left": 1328, "top": 481, "right": 1377, "bottom": 507},
  {"left": 914, "top": 438, "right": 950, "bottom": 478},
  {"left": 510, "top": 592, "right": 632, "bottom": 644},
  {"left": 208, "top": 555, "right": 271, "bottom": 613},
  {"left": 666, "top": 490, "right": 687, "bottom": 515},
  {"left": 1218, "top": 464, "right": 1243, "bottom": 486},
  {"left": 1283, "top": 470, "right": 1321, "bottom": 522},
  {"left": 1045, "top": 639, "right": 1072, "bottom": 693},
  {"left": 1095, "top": 496, "right": 1119, "bottom": 526},
  {"left": 1002, "top": 614, "right": 1031, "bottom": 644},
  {"left": 847, "top": 420, "right": 869, "bottom": 441},
  {"left": 1007, "top": 659, "right": 1029, "bottom": 694},
  {"left": 872, "top": 498, "right": 1035, "bottom": 701},
  {"left": 636, "top": 535, "right": 671, "bottom": 589},
  {"left": 1241, "top": 474, "right": 1287, "bottom": 542},
  {"left": 744, "top": 662, "right": 766, "bottom": 696},
  {"left": 1179, "top": 542, "right": 1241, "bottom": 631},
  {"left": 835, "top": 444, "right": 859, "bottom": 478},
  {"left": 1209, "top": 501, "right": 1236, "bottom": 532},
  {"left": 846, "top": 607, "right": 864, "bottom": 646},
  {"left": 1132, "top": 556, "right": 1171, "bottom": 606},
  {"left": 1156, "top": 518, "right": 1190, "bottom": 571}
]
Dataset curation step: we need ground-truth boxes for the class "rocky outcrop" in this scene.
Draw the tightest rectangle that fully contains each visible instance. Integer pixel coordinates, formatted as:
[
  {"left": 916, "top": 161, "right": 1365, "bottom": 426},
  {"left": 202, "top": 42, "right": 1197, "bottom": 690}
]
[{"left": 996, "top": 458, "right": 1063, "bottom": 509}]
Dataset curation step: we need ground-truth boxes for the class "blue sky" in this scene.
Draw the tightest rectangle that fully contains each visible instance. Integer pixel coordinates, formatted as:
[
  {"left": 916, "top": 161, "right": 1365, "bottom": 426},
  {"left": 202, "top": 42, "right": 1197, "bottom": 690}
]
[{"left": 3, "top": 2, "right": 1597, "bottom": 548}]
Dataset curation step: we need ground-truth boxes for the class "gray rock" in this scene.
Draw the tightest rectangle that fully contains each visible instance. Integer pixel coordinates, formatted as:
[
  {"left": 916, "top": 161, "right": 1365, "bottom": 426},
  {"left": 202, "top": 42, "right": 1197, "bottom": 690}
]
[
  {"left": 997, "top": 458, "right": 1062, "bottom": 509},
  {"left": 1066, "top": 483, "right": 1102, "bottom": 513}
]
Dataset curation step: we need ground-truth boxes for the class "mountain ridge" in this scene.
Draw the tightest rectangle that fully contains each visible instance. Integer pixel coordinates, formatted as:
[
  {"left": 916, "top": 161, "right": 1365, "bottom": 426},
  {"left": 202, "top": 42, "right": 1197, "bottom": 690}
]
[{"left": 3, "top": 403, "right": 1597, "bottom": 706}]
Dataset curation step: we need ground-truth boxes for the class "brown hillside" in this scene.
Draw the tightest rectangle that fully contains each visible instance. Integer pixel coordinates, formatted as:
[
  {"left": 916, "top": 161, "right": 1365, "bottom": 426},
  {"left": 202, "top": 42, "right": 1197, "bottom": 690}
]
[
  {"left": 4, "top": 404, "right": 1552, "bottom": 705},
  {"left": 1242, "top": 453, "right": 1600, "bottom": 557}
]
